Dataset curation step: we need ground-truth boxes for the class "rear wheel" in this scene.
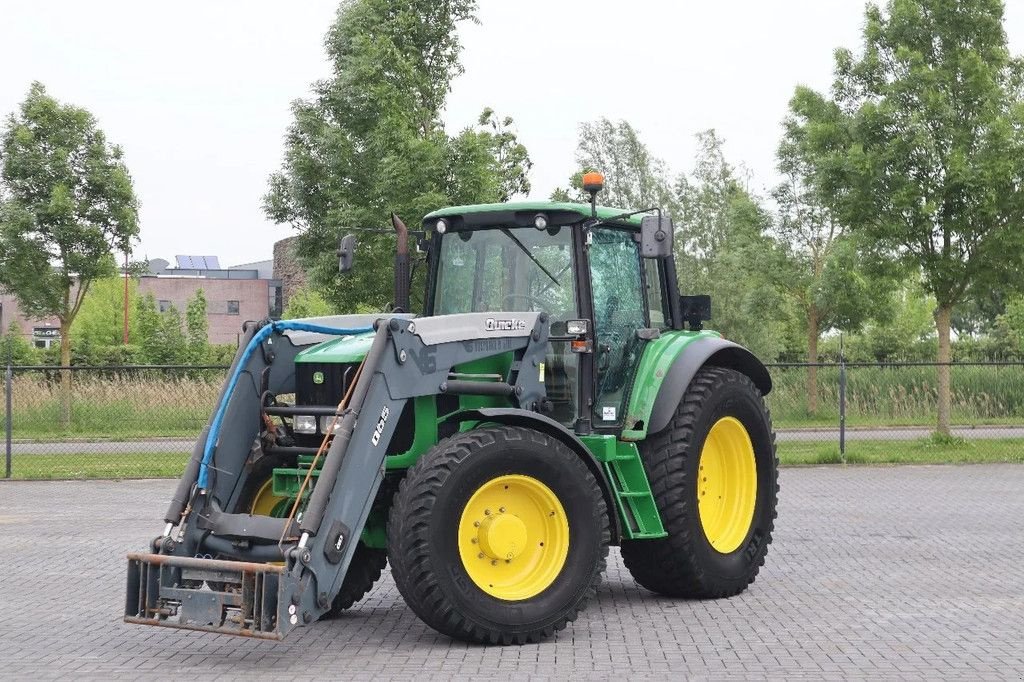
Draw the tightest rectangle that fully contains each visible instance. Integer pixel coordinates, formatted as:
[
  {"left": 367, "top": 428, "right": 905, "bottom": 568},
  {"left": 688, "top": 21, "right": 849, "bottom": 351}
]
[
  {"left": 237, "top": 453, "right": 387, "bottom": 615},
  {"left": 621, "top": 366, "right": 778, "bottom": 598},
  {"left": 388, "top": 426, "right": 609, "bottom": 644}
]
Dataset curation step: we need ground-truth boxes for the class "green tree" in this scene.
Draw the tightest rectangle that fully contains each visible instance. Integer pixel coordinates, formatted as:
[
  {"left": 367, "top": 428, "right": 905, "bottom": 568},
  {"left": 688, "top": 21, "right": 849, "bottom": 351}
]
[
  {"left": 2, "top": 321, "right": 36, "bottom": 365},
  {"left": 551, "top": 119, "right": 677, "bottom": 211},
  {"left": 675, "top": 131, "right": 799, "bottom": 361},
  {"left": 264, "top": 0, "right": 531, "bottom": 313},
  {"left": 157, "top": 305, "right": 188, "bottom": 365},
  {"left": 283, "top": 286, "right": 335, "bottom": 319},
  {"left": 185, "top": 289, "right": 209, "bottom": 363},
  {"left": 789, "top": 0, "right": 1024, "bottom": 434},
  {"left": 774, "top": 116, "right": 888, "bottom": 412},
  {"left": 72, "top": 276, "right": 138, "bottom": 350},
  {"left": 0, "top": 83, "right": 139, "bottom": 422},
  {"left": 134, "top": 292, "right": 161, "bottom": 360}
]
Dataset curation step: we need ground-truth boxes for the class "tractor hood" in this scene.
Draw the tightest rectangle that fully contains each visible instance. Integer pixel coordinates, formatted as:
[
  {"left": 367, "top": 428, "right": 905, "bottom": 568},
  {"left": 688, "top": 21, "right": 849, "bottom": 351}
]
[
  {"left": 295, "top": 331, "right": 376, "bottom": 364},
  {"left": 285, "top": 314, "right": 416, "bottom": 364}
]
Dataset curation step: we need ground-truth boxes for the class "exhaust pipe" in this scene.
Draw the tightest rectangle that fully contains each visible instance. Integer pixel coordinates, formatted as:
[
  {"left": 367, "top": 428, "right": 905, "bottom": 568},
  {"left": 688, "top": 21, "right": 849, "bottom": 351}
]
[{"left": 391, "top": 213, "right": 410, "bottom": 313}]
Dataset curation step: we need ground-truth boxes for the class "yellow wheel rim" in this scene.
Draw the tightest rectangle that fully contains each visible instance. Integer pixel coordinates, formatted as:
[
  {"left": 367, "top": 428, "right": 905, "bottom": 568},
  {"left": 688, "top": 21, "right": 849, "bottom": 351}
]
[
  {"left": 697, "top": 416, "right": 758, "bottom": 554},
  {"left": 458, "top": 474, "right": 569, "bottom": 601},
  {"left": 250, "top": 479, "right": 289, "bottom": 517}
]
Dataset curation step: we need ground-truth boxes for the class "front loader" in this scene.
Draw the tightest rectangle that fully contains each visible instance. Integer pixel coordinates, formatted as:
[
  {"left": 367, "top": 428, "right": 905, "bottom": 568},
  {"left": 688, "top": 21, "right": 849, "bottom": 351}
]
[{"left": 125, "top": 173, "right": 779, "bottom": 644}]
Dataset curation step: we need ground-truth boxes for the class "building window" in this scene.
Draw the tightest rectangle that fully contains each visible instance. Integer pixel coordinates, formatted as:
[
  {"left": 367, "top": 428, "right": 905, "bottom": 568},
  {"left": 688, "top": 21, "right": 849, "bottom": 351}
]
[
  {"left": 227, "top": 300, "right": 240, "bottom": 315},
  {"left": 158, "top": 300, "right": 172, "bottom": 313},
  {"left": 32, "top": 326, "right": 60, "bottom": 350}
]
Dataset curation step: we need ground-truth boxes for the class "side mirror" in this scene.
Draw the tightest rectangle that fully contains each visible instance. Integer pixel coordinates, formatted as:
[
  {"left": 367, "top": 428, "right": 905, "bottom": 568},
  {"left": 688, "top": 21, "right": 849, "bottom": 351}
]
[
  {"left": 639, "top": 214, "right": 673, "bottom": 258},
  {"left": 338, "top": 234, "right": 357, "bottom": 273}
]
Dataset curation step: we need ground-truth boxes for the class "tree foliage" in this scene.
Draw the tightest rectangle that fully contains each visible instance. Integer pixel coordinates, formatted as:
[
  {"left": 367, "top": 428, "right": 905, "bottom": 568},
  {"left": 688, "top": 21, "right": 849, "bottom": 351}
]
[
  {"left": 185, "top": 289, "right": 209, "bottom": 364},
  {"left": 786, "top": 0, "right": 1024, "bottom": 433},
  {"left": 2, "top": 321, "right": 37, "bottom": 365},
  {"left": 551, "top": 119, "right": 676, "bottom": 210},
  {"left": 283, "top": 285, "right": 335, "bottom": 319},
  {"left": 0, "top": 83, "right": 139, "bottom": 367},
  {"left": 264, "top": 0, "right": 531, "bottom": 313},
  {"left": 675, "top": 131, "right": 800, "bottom": 361},
  {"left": 72, "top": 276, "right": 136, "bottom": 349}
]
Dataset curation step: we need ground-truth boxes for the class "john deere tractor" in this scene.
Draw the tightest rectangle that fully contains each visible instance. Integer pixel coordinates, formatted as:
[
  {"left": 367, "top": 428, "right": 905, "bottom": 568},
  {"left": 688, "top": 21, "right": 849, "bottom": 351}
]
[{"left": 125, "top": 173, "right": 778, "bottom": 645}]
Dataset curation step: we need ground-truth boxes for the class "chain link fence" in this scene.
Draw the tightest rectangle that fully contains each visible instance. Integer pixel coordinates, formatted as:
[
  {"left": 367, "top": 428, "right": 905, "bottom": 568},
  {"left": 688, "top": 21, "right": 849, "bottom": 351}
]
[
  {"left": 765, "top": 361, "right": 1024, "bottom": 464},
  {"left": 3, "top": 361, "right": 1023, "bottom": 479},
  {"left": 2, "top": 364, "right": 227, "bottom": 479}
]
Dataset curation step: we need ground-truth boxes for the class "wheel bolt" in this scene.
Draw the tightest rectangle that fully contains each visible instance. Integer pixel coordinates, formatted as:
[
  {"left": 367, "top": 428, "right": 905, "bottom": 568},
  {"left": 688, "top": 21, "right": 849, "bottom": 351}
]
[
  {"left": 478, "top": 552, "right": 484, "bottom": 559},
  {"left": 474, "top": 520, "right": 480, "bottom": 527},
  {"left": 471, "top": 538, "right": 477, "bottom": 544},
  {"left": 484, "top": 509, "right": 491, "bottom": 516},
  {"left": 491, "top": 560, "right": 498, "bottom": 566},
  {"left": 499, "top": 507, "right": 506, "bottom": 513}
]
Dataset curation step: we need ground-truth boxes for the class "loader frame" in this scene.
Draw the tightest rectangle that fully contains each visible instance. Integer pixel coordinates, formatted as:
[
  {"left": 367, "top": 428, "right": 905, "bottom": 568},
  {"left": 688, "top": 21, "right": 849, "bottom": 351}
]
[{"left": 126, "top": 312, "right": 554, "bottom": 638}]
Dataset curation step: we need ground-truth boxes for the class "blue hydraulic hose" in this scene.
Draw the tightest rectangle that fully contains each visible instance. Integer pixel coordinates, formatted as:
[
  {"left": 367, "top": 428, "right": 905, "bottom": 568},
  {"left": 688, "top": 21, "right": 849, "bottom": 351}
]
[{"left": 197, "top": 320, "right": 374, "bottom": 489}]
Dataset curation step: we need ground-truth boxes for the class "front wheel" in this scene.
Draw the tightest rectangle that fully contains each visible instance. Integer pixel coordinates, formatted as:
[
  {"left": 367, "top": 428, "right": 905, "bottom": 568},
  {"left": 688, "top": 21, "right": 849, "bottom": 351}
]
[
  {"left": 621, "top": 366, "right": 778, "bottom": 598},
  {"left": 236, "top": 452, "right": 387, "bottom": 614},
  {"left": 388, "top": 426, "right": 609, "bottom": 645}
]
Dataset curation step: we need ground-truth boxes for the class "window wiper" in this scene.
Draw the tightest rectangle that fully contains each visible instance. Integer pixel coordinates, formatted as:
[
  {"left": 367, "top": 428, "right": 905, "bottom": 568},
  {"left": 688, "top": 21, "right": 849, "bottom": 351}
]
[
  {"left": 500, "top": 228, "right": 560, "bottom": 287},
  {"left": 536, "top": 263, "right": 572, "bottom": 297}
]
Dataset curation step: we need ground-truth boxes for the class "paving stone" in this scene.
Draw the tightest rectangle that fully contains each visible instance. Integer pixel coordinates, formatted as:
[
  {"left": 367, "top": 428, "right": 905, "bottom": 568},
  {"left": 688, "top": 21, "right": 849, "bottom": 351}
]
[{"left": 0, "top": 464, "right": 1022, "bottom": 679}]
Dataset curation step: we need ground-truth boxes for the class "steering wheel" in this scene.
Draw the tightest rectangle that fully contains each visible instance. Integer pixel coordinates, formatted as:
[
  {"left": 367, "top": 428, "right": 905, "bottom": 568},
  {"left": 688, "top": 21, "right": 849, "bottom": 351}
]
[{"left": 501, "top": 293, "right": 549, "bottom": 311}]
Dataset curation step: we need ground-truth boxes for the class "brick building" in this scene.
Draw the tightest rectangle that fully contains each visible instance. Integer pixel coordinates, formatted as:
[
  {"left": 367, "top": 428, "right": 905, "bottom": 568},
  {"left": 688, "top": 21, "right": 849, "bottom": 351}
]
[{"left": 1, "top": 253, "right": 288, "bottom": 348}]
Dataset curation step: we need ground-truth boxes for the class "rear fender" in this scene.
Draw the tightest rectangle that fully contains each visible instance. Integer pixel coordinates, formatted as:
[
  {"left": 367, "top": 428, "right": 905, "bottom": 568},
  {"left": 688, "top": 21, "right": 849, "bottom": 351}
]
[
  {"left": 622, "top": 336, "right": 771, "bottom": 441},
  {"left": 443, "top": 408, "right": 622, "bottom": 544}
]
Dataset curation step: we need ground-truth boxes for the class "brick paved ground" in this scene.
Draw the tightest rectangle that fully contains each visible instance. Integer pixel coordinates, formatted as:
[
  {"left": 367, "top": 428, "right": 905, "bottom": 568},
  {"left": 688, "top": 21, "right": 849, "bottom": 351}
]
[{"left": 1, "top": 464, "right": 1022, "bottom": 680}]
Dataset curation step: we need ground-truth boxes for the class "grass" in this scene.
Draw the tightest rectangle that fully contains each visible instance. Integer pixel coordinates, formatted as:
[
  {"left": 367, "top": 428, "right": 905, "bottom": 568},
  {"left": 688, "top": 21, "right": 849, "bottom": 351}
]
[
  {"left": 2, "top": 370, "right": 222, "bottom": 440},
  {"left": 3, "top": 438, "right": 1021, "bottom": 480},
  {"left": 777, "top": 436, "right": 1024, "bottom": 466},
  {"left": 766, "top": 364, "right": 1024, "bottom": 428},
  {"left": 5, "top": 364, "right": 1022, "bottom": 440},
  {"left": 5, "top": 452, "right": 189, "bottom": 480}
]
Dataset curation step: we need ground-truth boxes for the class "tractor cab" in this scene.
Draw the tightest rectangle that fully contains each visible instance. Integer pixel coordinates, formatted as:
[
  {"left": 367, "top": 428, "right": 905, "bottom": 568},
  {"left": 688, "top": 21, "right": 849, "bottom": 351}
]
[{"left": 420, "top": 191, "right": 681, "bottom": 435}]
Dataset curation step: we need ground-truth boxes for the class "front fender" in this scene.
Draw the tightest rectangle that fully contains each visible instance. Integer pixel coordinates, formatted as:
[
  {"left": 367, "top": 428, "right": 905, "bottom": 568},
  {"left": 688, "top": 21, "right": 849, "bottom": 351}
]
[{"left": 621, "top": 334, "right": 771, "bottom": 441}]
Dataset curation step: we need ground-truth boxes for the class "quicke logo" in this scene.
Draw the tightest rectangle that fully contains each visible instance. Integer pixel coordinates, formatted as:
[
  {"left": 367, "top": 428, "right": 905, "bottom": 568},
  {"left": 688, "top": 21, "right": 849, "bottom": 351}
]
[{"left": 485, "top": 318, "right": 527, "bottom": 332}]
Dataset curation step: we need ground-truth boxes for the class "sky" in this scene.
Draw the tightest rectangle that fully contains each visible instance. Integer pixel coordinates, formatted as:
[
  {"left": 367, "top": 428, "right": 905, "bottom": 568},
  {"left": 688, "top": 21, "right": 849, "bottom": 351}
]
[{"left": 1, "top": 0, "right": 1023, "bottom": 266}]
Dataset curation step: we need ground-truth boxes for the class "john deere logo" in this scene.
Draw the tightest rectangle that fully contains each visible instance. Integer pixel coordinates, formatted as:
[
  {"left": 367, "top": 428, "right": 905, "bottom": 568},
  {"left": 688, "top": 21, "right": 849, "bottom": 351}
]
[{"left": 313, "top": 371, "right": 325, "bottom": 385}]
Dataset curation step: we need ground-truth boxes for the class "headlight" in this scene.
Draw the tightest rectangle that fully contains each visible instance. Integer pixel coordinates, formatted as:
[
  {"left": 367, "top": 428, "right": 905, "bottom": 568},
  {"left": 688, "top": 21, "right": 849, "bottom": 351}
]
[
  {"left": 320, "top": 416, "right": 341, "bottom": 434},
  {"left": 567, "top": 319, "right": 589, "bottom": 336},
  {"left": 294, "top": 415, "right": 317, "bottom": 434}
]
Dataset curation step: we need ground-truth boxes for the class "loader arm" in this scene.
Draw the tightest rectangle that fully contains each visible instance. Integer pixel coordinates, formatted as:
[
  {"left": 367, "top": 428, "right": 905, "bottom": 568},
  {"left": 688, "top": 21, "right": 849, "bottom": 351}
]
[{"left": 125, "top": 312, "right": 550, "bottom": 639}]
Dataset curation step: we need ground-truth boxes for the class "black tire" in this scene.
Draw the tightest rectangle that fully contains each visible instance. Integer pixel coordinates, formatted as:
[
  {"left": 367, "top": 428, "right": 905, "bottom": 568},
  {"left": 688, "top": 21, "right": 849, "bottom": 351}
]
[
  {"left": 235, "top": 452, "right": 295, "bottom": 517},
  {"left": 388, "top": 426, "right": 609, "bottom": 645},
  {"left": 621, "top": 366, "right": 778, "bottom": 598},
  {"left": 235, "top": 452, "right": 388, "bottom": 615},
  {"left": 322, "top": 542, "right": 388, "bottom": 617}
]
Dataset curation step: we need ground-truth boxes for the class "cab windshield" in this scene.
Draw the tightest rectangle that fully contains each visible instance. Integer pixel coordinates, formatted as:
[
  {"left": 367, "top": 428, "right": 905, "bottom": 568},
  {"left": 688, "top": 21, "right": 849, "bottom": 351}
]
[{"left": 433, "top": 226, "right": 577, "bottom": 321}]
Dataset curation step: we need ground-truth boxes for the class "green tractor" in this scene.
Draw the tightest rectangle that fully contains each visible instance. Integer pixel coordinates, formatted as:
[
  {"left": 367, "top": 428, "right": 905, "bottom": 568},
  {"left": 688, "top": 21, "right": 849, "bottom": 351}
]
[{"left": 125, "top": 174, "right": 778, "bottom": 645}]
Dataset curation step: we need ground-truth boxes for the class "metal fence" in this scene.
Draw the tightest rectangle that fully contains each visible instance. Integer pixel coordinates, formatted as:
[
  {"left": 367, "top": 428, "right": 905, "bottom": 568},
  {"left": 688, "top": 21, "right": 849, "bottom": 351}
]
[{"left": 3, "top": 361, "right": 1023, "bottom": 479}]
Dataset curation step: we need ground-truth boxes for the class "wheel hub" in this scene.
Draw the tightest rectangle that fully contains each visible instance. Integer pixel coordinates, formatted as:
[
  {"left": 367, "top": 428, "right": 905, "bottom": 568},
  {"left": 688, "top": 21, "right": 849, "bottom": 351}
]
[
  {"left": 457, "top": 474, "right": 569, "bottom": 601},
  {"left": 477, "top": 512, "right": 528, "bottom": 561}
]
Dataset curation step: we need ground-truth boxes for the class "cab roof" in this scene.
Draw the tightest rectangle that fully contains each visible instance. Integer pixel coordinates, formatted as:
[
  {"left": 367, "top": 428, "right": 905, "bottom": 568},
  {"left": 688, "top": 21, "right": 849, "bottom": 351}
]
[{"left": 423, "top": 201, "right": 644, "bottom": 227}]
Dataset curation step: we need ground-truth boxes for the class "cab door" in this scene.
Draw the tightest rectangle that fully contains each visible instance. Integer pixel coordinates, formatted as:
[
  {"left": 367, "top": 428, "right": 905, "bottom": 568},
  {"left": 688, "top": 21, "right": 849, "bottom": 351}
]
[{"left": 587, "top": 226, "right": 648, "bottom": 428}]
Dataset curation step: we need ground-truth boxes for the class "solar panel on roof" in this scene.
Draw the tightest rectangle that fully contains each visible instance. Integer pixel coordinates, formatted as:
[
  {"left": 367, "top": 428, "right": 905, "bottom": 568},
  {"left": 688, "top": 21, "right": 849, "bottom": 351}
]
[{"left": 175, "top": 255, "right": 221, "bottom": 269}]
